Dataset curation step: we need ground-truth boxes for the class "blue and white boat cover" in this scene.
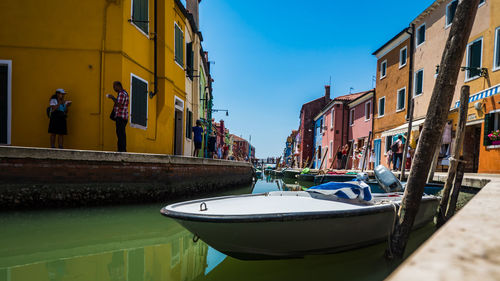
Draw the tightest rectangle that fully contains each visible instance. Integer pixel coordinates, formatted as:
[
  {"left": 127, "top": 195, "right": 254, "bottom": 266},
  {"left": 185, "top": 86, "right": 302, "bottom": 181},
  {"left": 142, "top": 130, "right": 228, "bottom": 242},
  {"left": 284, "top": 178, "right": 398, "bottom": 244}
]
[{"left": 306, "top": 181, "right": 372, "bottom": 201}]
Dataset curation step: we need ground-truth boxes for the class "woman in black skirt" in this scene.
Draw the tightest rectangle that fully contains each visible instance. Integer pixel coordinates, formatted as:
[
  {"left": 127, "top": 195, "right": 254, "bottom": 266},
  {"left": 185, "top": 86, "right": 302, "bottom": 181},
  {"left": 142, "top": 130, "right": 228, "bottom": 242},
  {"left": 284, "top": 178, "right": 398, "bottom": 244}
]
[{"left": 48, "top": 88, "right": 71, "bottom": 148}]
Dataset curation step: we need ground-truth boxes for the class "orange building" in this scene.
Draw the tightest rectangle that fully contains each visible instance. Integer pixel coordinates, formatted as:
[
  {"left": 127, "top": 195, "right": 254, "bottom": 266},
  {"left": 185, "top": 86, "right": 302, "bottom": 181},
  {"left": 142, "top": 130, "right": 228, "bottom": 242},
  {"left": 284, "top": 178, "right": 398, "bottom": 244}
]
[{"left": 372, "top": 29, "right": 413, "bottom": 168}]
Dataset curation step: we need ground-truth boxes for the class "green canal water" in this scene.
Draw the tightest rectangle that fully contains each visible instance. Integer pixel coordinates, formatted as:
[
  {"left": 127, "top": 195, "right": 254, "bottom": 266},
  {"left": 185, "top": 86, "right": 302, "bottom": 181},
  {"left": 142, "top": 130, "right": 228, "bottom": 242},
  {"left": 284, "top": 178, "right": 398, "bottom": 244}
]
[{"left": 0, "top": 176, "right": 475, "bottom": 281}]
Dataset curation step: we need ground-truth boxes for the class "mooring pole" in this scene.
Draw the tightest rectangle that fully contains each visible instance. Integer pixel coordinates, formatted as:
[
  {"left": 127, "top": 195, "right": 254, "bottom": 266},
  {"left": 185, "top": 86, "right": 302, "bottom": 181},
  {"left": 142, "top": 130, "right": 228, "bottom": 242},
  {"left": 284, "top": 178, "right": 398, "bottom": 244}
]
[
  {"left": 445, "top": 156, "right": 466, "bottom": 220},
  {"left": 361, "top": 131, "right": 373, "bottom": 172},
  {"left": 400, "top": 99, "right": 414, "bottom": 181},
  {"left": 436, "top": 86, "right": 470, "bottom": 227}
]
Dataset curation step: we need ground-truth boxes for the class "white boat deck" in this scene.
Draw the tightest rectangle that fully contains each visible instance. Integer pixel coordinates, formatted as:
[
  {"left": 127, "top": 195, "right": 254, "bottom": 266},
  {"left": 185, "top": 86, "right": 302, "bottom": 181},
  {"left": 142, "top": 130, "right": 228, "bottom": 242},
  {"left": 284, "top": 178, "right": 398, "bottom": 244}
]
[{"left": 167, "top": 192, "right": 371, "bottom": 216}]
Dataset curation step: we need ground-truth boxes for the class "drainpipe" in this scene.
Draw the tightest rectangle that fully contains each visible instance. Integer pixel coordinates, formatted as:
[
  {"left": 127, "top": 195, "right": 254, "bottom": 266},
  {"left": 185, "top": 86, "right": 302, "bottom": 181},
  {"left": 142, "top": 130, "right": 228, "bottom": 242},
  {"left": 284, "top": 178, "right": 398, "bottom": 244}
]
[
  {"left": 341, "top": 102, "right": 345, "bottom": 146},
  {"left": 406, "top": 24, "right": 415, "bottom": 120},
  {"left": 151, "top": 0, "right": 158, "bottom": 97},
  {"left": 99, "top": 1, "right": 113, "bottom": 149}
]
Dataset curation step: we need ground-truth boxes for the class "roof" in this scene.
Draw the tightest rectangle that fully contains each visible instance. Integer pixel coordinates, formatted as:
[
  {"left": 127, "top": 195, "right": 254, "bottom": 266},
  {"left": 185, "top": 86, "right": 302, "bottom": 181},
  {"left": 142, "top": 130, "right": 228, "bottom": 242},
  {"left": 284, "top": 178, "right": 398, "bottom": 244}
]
[
  {"left": 372, "top": 28, "right": 410, "bottom": 57},
  {"left": 300, "top": 96, "right": 327, "bottom": 113},
  {"left": 334, "top": 91, "right": 367, "bottom": 101},
  {"left": 313, "top": 90, "right": 372, "bottom": 121},
  {"left": 348, "top": 89, "right": 375, "bottom": 107},
  {"left": 230, "top": 134, "right": 247, "bottom": 143},
  {"left": 411, "top": 0, "right": 446, "bottom": 25}
]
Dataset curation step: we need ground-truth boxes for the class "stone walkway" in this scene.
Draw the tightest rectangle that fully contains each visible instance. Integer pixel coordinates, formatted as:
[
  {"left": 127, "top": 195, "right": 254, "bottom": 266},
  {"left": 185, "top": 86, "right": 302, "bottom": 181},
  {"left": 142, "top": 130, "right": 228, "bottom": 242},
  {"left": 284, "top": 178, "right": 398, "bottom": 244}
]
[{"left": 387, "top": 173, "right": 500, "bottom": 280}]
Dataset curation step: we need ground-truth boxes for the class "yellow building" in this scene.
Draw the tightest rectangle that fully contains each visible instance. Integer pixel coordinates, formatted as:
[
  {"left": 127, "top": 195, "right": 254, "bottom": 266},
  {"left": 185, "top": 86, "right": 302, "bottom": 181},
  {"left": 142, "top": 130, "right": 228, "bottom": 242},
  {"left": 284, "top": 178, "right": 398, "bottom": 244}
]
[
  {"left": 408, "top": 0, "right": 500, "bottom": 173},
  {"left": 0, "top": 0, "right": 206, "bottom": 155}
]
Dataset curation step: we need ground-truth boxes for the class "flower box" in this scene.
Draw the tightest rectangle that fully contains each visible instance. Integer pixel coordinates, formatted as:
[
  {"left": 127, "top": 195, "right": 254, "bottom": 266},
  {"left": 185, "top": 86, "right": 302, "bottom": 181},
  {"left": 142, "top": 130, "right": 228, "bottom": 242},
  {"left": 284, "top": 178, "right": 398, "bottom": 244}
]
[{"left": 492, "top": 140, "right": 500, "bottom": 145}]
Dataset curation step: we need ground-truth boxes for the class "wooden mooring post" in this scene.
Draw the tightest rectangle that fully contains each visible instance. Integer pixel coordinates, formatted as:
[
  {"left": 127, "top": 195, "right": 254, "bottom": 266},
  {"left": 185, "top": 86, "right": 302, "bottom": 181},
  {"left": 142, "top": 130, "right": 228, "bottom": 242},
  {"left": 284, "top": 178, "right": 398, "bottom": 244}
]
[
  {"left": 400, "top": 99, "right": 414, "bottom": 181},
  {"left": 436, "top": 86, "right": 470, "bottom": 227},
  {"left": 386, "top": 0, "right": 479, "bottom": 260}
]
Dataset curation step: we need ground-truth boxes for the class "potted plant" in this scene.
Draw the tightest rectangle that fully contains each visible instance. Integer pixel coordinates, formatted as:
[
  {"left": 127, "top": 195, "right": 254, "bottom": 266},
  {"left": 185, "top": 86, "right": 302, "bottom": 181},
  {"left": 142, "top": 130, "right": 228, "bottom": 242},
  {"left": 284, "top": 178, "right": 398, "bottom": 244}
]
[{"left": 488, "top": 129, "right": 500, "bottom": 145}]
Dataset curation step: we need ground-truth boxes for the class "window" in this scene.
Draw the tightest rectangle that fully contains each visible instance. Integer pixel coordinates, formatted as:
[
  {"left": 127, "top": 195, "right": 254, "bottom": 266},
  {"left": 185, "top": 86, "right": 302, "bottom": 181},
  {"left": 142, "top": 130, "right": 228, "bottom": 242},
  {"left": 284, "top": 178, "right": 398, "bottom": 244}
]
[
  {"left": 130, "top": 74, "right": 148, "bottom": 129},
  {"left": 174, "top": 23, "right": 184, "bottom": 67},
  {"left": 385, "top": 136, "right": 393, "bottom": 153},
  {"left": 329, "top": 141, "right": 333, "bottom": 158},
  {"left": 185, "top": 109, "right": 192, "bottom": 139},
  {"left": 466, "top": 37, "right": 483, "bottom": 81},
  {"left": 365, "top": 101, "right": 371, "bottom": 121},
  {"left": 378, "top": 97, "right": 385, "bottom": 117},
  {"left": 416, "top": 23, "right": 426, "bottom": 47},
  {"left": 320, "top": 119, "right": 323, "bottom": 133},
  {"left": 483, "top": 110, "right": 500, "bottom": 146},
  {"left": 414, "top": 69, "right": 424, "bottom": 96},
  {"left": 349, "top": 109, "right": 355, "bottom": 126},
  {"left": 494, "top": 27, "right": 500, "bottom": 71},
  {"left": 399, "top": 46, "right": 407, "bottom": 68},
  {"left": 186, "top": 42, "right": 194, "bottom": 79},
  {"left": 397, "top": 87, "right": 406, "bottom": 111},
  {"left": 330, "top": 108, "right": 334, "bottom": 128},
  {"left": 446, "top": 0, "right": 458, "bottom": 27},
  {"left": 380, "top": 60, "right": 387, "bottom": 79},
  {"left": 131, "top": 0, "right": 149, "bottom": 35}
]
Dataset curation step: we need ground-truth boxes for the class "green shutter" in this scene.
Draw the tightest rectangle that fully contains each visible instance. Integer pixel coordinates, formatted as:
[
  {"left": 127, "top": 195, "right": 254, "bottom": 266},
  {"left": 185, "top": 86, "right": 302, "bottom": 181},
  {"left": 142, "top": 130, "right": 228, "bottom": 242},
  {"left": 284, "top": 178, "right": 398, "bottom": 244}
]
[
  {"left": 469, "top": 40, "right": 482, "bottom": 78},
  {"left": 185, "top": 110, "right": 192, "bottom": 139},
  {"left": 175, "top": 25, "right": 184, "bottom": 66},
  {"left": 131, "top": 76, "right": 148, "bottom": 127},
  {"left": 133, "top": 0, "right": 148, "bottom": 34},
  {"left": 484, "top": 113, "right": 493, "bottom": 146},
  {"left": 186, "top": 42, "right": 193, "bottom": 79}
]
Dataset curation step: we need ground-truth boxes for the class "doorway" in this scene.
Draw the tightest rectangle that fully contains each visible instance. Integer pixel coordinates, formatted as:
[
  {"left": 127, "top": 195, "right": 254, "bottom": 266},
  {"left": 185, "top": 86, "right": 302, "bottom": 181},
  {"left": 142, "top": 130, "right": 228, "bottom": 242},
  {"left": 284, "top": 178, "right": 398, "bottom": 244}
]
[
  {"left": 174, "top": 109, "right": 183, "bottom": 155},
  {"left": 463, "top": 124, "right": 481, "bottom": 173},
  {"left": 0, "top": 61, "right": 11, "bottom": 145},
  {"left": 373, "top": 139, "right": 381, "bottom": 167}
]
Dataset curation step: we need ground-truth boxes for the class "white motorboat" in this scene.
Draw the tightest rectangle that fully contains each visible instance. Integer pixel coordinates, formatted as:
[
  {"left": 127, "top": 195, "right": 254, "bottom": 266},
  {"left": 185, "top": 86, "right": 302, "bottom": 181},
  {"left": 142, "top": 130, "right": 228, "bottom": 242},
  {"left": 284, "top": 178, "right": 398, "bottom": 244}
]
[{"left": 161, "top": 181, "right": 439, "bottom": 260}]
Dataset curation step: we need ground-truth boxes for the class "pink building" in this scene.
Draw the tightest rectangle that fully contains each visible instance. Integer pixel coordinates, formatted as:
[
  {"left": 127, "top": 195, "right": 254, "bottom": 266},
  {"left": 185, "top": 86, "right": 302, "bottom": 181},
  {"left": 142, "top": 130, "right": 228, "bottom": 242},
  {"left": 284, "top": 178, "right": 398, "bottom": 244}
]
[
  {"left": 347, "top": 90, "right": 375, "bottom": 169},
  {"left": 314, "top": 91, "right": 366, "bottom": 169}
]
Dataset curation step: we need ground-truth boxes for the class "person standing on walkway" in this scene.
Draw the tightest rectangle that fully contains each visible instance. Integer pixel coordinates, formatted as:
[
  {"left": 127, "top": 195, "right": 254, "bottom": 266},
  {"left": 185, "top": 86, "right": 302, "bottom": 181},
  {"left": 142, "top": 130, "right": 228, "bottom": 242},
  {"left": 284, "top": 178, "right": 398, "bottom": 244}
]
[
  {"left": 107, "top": 81, "right": 129, "bottom": 152},
  {"left": 192, "top": 120, "right": 203, "bottom": 157},
  {"left": 393, "top": 135, "right": 404, "bottom": 171},
  {"left": 341, "top": 144, "right": 349, "bottom": 169},
  {"left": 336, "top": 146, "right": 342, "bottom": 169},
  {"left": 48, "top": 88, "right": 72, "bottom": 149}
]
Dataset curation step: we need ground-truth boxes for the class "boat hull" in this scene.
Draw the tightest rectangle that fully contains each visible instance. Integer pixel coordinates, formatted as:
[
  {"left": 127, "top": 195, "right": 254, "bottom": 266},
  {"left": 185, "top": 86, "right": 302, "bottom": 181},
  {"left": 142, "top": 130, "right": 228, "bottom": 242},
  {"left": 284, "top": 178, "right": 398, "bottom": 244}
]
[{"left": 161, "top": 194, "right": 438, "bottom": 260}]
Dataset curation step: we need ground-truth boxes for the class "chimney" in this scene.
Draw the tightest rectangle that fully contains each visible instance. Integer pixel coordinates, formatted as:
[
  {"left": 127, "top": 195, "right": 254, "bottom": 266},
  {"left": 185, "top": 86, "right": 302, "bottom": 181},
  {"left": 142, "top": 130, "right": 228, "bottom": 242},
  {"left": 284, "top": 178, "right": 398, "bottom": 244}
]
[
  {"left": 186, "top": 0, "right": 200, "bottom": 29},
  {"left": 324, "top": 85, "right": 331, "bottom": 101}
]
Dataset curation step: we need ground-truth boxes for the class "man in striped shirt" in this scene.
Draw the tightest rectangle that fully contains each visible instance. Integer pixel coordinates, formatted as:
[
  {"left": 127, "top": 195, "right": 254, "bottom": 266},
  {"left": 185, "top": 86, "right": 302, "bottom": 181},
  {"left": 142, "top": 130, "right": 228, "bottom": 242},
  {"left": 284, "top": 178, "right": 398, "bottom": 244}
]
[{"left": 107, "top": 81, "right": 129, "bottom": 152}]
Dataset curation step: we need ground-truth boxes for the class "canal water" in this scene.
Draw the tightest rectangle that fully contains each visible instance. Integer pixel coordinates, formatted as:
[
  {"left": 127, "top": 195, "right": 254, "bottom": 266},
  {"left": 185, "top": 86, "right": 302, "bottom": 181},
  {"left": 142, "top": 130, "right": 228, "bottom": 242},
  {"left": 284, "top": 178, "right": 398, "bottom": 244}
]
[{"left": 0, "top": 176, "right": 475, "bottom": 281}]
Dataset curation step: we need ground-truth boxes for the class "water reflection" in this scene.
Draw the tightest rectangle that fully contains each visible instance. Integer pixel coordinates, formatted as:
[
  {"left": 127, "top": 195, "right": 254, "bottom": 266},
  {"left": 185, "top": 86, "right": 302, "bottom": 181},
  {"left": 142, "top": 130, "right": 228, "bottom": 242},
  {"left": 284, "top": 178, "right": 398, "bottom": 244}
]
[{"left": 0, "top": 178, "right": 474, "bottom": 281}]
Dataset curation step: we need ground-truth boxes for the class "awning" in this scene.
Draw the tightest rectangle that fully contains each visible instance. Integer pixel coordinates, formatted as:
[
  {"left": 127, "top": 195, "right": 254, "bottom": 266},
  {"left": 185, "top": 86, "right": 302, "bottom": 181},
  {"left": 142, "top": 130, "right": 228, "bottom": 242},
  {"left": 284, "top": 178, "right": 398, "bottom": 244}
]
[
  {"left": 381, "top": 119, "right": 425, "bottom": 137},
  {"left": 453, "top": 83, "right": 500, "bottom": 109}
]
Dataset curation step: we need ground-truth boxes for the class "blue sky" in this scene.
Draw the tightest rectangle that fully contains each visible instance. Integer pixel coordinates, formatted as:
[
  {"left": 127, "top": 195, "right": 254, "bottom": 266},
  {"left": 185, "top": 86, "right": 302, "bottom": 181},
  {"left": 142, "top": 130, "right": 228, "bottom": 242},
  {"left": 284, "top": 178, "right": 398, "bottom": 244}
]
[{"left": 198, "top": 0, "right": 435, "bottom": 158}]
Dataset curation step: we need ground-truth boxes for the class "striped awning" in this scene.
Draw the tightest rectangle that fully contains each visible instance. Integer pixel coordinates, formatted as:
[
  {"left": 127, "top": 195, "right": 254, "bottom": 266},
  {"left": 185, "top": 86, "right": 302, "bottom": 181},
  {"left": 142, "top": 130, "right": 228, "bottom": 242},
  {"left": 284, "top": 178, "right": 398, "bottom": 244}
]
[
  {"left": 381, "top": 119, "right": 425, "bottom": 137},
  {"left": 453, "top": 84, "right": 500, "bottom": 109}
]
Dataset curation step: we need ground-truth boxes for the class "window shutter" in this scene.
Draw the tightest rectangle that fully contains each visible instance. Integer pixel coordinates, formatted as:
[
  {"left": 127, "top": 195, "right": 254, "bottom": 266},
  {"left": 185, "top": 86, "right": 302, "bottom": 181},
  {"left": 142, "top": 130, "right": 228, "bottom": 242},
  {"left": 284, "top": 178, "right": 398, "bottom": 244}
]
[
  {"left": 469, "top": 40, "right": 482, "bottom": 78},
  {"left": 175, "top": 25, "right": 183, "bottom": 66},
  {"left": 131, "top": 77, "right": 148, "bottom": 127},
  {"left": 133, "top": 0, "right": 148, "bottom": 34},
  {"left": 186, "top": 42, "right": 193, "bottom": 79},
  {"left": 483, "top": 113, "right": 493, "bottom": 146}
]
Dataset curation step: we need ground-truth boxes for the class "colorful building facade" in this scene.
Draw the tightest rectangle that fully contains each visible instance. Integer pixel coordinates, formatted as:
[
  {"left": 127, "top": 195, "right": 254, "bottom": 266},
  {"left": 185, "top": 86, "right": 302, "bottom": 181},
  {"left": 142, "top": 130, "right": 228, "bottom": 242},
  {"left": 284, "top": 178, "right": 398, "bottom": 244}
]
[
  {"left": 297, "top": 86, "right": 330, "bottom": 167},
  {"left": 372, "top": 29, "right": 412, "bottom": 168},
  {"left": 0, "top": 0, "right": 212, "bottom": 156},
  {"left": 347, "top": 90, "right": 375, "bottom": 170}
]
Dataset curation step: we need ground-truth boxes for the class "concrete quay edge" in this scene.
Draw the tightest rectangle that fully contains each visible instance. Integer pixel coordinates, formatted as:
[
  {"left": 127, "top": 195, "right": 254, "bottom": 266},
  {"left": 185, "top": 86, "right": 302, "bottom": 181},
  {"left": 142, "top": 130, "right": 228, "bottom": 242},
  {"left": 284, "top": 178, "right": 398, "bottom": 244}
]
[{"left": 0, "top": 145, "right": 252, "bottom": 167}]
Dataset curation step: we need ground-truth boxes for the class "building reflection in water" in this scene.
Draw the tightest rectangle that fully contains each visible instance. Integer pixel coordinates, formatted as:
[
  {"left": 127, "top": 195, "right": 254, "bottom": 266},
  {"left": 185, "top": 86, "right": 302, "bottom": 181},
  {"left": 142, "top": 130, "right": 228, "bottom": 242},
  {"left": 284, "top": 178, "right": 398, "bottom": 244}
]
[{"left": 0, "top": 229, "right": 210, "bottom": 281}]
